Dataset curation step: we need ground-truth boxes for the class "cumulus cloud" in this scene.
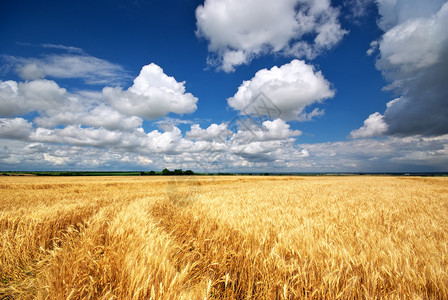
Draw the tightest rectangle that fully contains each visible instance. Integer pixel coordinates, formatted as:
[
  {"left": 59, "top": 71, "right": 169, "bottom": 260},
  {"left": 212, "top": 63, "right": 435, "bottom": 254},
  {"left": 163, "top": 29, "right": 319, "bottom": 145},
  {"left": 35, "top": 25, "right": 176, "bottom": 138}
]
[
  {"left": 0, "top": 114, "right": 304, "bottom": 167},
  {"left": 228, "top": 60, "right": 334, "bottom": 120},
  {"left": 350, "top": 112, "right": 388, "bottom": 138},
  {"left": 103, "top": 63, "right": 198, "bottom": 120},
  {"left": 0, "top": 79, "right": 144, "bottom": 132},
  {"left": 0, "top": 79, "right": 66, "bottom": 117},
  {"left": 155, "top": 117, "right": 194, "bottom": 132},
  {"left": 225, "top": 118, "right": 304, "bottom": 165},
  {"left": 34, "top": 103, "right": 143, "bottom": 132},
  {"left": 377, "top": 2, "right": 448, "bottom": 77},
  {"left": 0, "top": 139, "right": 159, "bottom": 170},
  {"left": 1, "top": 61, "right": 199, "bottom": 133},
  {"left": 376, "top": 0, "right": 445, "bottom": 31},
  {"left": 30, "top": 126, "right": 124, "bottom": 148},
  {"left": 196, "top": 0, "right": 347, "bottom": 71},
  {"left": 186, "top": 123, "right": 231, "bottom": 141},
  {"left": 167, "top": 119, "right": 307, "bottom": 170},
  {"left": 300, "top": 134, "right": 448, "bottom": 172},
  {"left": 354, "top": 0, "right": 448, "bottom": 137},
  {"left": 1, "top": 115, "right": 447, "bottom": 172},
  {"left": 15, "top": 63, "right": 45, "bottom": 80},
  {"left": 230, "top": 118, "right": 302, "bottom": 144},
  {"left": 43, "top": 153, "right": 71, "bottom": 166},
  {"left": 0, "top": 118, "right": 33, "bottom": 139},
  {"left": 259, "top": 119, "right": 302, "bottom": 140},
  {"left": 3, "top": 126, "right": 446, "bottom": 172},
  {"left": 0, "top": 61, "right": 204, "bottom": 170}
]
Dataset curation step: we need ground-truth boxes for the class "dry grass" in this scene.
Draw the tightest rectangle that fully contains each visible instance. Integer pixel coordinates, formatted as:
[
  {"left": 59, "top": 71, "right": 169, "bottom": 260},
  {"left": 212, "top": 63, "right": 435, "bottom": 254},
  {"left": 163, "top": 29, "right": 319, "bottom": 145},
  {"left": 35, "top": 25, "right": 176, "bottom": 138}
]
[{"left": 1, "top": 175, "right": 447, "bottom": 299}]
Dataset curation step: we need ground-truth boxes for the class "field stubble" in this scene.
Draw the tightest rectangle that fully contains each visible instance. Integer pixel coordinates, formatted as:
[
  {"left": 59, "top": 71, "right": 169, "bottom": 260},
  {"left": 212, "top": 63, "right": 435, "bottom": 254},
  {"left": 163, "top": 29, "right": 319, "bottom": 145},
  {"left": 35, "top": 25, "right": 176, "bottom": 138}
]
[{"left": 0, "top": 176, "right": 447, "bottom": 299}]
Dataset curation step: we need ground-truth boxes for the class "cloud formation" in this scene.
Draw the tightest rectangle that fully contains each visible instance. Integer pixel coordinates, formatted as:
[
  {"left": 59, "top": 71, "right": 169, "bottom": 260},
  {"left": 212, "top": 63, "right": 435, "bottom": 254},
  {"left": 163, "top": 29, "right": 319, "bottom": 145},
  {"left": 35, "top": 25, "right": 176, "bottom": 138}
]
[
  {"left": 0, "top": 73, "right": 446, "bottom": 173},
  {"left": 1, "top": 126, "right": 447, "bottom": 172},
  {"left": 301, "top": 134, "right": 448, "bottom": 172},
  {"left": 353, "top": 0, "right": 448, "bottom": 137},
  {"left": 0, "top": 60, "right": 202, "bottom": 164},
  {"left": 349, "top": 112, "right": 387, "bottom": 139},
  {"left": 0, "top": 116, "right": 310, "bottom": 172},
  {"left": 196, "top": 0, "right": 347, "bottom": 71},
  {"left": 186, "top": 123, "right": 232, "bottom": 141},
  {"left": 103, "top": 63, "right": 198, "bottom": 120},
  {"left": 228, "top": 60, "right": 334, "bottom": 121},
  {"left": 3, "top": 48, "right": 129, "bottom": 85},
  {"left": 0, "top": 118, "right": 33, "bottom": 139},
  {"left": 1, "top": 62, "right": 198, "bottom": 131},
  {"left": 0, "top": 72, "right": 310, "bottom": 172},
  {"left": 0, "top": 80, "right": 66, "bottom": 117}
]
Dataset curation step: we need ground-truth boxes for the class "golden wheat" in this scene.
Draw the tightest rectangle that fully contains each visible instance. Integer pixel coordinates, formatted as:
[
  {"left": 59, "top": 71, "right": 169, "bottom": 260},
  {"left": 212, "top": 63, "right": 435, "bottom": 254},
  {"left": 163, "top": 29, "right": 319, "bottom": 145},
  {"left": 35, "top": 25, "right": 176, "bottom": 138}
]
[{"left": 0, "top": 175, "right": 447, "bottom": 299}]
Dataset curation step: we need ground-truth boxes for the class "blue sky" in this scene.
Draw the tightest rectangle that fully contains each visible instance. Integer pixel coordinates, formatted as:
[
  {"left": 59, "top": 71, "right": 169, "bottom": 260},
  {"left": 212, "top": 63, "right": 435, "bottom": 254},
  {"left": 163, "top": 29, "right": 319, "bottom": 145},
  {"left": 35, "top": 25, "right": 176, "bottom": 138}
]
[{"left": 1, "top": 0, "right": 447, "bottom": 172}]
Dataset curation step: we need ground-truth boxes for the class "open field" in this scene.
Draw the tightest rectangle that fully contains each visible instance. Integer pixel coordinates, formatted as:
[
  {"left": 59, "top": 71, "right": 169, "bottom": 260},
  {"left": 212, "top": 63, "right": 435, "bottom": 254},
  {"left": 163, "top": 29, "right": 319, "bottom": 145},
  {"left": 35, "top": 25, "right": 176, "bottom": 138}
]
[{"left": 1, "top": 176, "right": 447, "bottom": 299}]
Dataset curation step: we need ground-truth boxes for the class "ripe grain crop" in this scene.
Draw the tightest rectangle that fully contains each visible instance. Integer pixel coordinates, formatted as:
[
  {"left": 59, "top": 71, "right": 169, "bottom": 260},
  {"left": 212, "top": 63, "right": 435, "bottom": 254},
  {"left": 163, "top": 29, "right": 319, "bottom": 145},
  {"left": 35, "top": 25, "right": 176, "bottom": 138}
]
[{"left": 0, "top": 175, "right": 447, "bottom": 299}]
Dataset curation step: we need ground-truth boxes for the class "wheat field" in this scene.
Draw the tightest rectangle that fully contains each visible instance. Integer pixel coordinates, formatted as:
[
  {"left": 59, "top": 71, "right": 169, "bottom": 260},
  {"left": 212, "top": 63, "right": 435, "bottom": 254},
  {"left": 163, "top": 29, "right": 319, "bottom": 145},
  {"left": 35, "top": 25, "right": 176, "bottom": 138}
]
[{"left": 0, "top": 175, "right": 447, "bottom": 299}]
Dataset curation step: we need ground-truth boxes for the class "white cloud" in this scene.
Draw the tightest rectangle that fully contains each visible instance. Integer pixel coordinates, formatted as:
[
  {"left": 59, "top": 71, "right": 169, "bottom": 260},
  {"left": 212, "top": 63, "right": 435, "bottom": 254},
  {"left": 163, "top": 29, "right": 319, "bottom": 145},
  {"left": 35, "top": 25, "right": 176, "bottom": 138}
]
[
  {"left": 196, "top": 0, "right": 347, "bottom": 71},
  {"left": 228, "top": 60, "right": 334, "bottom": 120},
  {"left": 366, "top": 40, "right": 379, "bottom": 56},
  {"left": 296, "top": 108, "right": 325, "bottom": 122},
  {"left": 41, "top": 44, "right": 84, "bottom": 53},
  {"left": 186, "top": 123, "right": 231, "bottom": 141},
  {"left": 350, "top": 112, "right": 388, "bottom": 138},
  {"left": 344, "top": 0, "right": 374, "bottom": 19},
  {"left": 34, "top": 103, "right": 143, "bottom": 132},
  {"left": 20, "top": 79, "right": 67, "bottom": 111},
  {"left": 300, "top": 134, "right": 448, "bottom": 172},
  {"left": 192, "top": 119, "right": 302, "bottom": 167},
  {"left": 0, "top": 117, "right": 33, "bottom": 139},
  {"left": 145, "top": 127, "right": 190, "bottom": 153},
  {"left": 80, "top": 105, "right": 142, "bottom": 131},
  {"left": 41, "top": 54, "right": 128, "bottom": 85},
  {"left": 43, "top": 153, "right": 70, "bottom": 166},
  {"left": 0, "top": 79, "right": 143, "bottom": 132},
  {"left": 3, "top": 116, "right": 306, "bottom": 171},
  {"left": 30, "top": 126, "right": 122, "bottom": 148},
  {"left": 0, "top": 139, "right": 164, "bottom": 170},
  {"left": 230, "top": 118, "right": 302, "bottom": 144},
  {"left": 221, "top": 50, "right": 249, "bottom": 73},
  {"left": 103, "top": 63, "right": 198, "bottom": 120},
  {"left": 376, "top": 0, "right": 445, "bottom": 31},
  {"left": 0, "top": 79, "right": 66, "bottom": 117},
  {"left": 0, "top": 60, "right": 203, "bottom": 171},
  {"left": 183, "top": 118, "right": 305, "bottom": 169},
  {"left": 1, "top": 120, "right": 447, "bottom": 172},
  {"left": 4, "top": 51, "right": 129, "bottom": 85},
  {"left": 1, "top": 62, "right": 199, "bottom": 133},
  {"left": 137, "top": 156, "right": 153, "bottom": 165},
  {"left": 260, "top": 119, "right": 302, "bottom": 140},
  {"left": 0, "top": 81, "right": 24, "bottom": 116},
  {"left": 155, "top": 117, "right": 194, "bottom": 132},
  {"left": 356, "top": 0, "right": 448, "bottom": 136},
  {"left": 16, "top": 63, "right": 45, "bottom": 80},
  {"left": 377, "top": 4, "right": 448, "bottom": 76}
]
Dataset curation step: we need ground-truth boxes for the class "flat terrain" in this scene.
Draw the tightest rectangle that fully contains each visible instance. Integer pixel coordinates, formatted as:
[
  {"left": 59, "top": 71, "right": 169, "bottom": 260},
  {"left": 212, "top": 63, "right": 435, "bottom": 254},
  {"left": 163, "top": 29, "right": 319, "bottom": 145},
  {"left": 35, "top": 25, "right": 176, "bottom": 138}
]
[{"left": 1, "top": 176, "right": 447, "bottom": 299}]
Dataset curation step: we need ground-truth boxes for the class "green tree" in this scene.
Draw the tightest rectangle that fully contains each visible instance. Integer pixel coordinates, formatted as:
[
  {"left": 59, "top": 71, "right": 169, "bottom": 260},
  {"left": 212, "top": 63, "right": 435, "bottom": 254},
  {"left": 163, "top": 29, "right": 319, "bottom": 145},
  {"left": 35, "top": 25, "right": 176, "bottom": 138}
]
[
  {"left": 184, "top": 170, "right": 194, "bottom": 175},
  {"left": 173, "top": 169, "right": 183, "bottom": 175}
]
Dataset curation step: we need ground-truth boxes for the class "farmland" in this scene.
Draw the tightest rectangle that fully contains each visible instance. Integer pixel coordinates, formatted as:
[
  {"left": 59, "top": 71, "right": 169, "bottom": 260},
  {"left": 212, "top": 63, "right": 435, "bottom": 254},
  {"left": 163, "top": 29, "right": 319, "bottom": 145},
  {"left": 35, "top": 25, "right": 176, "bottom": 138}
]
[{"left": 1, "top": 176, "right": 447, "bottom": 299}]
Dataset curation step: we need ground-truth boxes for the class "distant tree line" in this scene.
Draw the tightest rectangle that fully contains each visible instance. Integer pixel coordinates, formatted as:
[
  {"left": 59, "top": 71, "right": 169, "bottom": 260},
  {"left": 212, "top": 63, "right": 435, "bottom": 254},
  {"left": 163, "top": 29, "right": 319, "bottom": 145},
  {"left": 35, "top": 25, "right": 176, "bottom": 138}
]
[{"left": 140, "top": 169, "right": 195, "bottom": 176}]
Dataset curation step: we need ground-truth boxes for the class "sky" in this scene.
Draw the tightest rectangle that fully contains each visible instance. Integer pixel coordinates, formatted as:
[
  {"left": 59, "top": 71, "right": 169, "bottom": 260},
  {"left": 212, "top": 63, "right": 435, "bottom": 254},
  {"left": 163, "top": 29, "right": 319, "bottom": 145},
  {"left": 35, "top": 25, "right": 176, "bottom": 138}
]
[{"left": 0, "top": 0, "right": 447, "bottom": 173}]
